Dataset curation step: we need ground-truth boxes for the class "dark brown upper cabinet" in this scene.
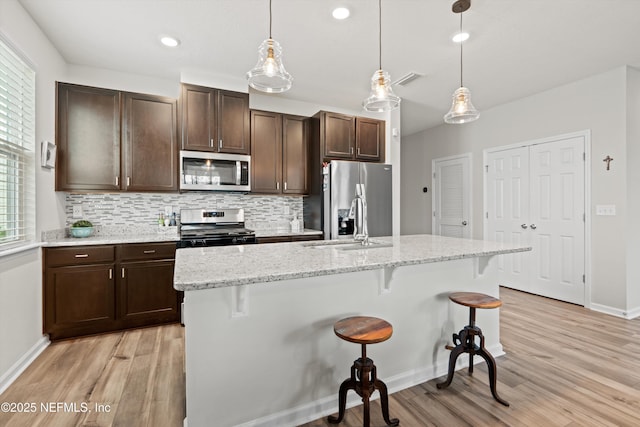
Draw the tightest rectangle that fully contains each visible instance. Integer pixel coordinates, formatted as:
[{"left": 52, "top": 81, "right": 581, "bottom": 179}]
[
  {"left": 251, "top": 110, "right": 308, "bottom": 195},
  {"left": 122, "top": 92, "right": 178, "bottom": 191},
  {"left": 311, "top": 111, "right": 385, "bottom": 163},
  {"left": 55, "top": 82, "right": 178, "bottom": 192},
  {"left": 180, "top": 84, "right": 250, "bottom": 154},
  {"left": 56, "top": 83, "right": 121, "bottom": 191}
]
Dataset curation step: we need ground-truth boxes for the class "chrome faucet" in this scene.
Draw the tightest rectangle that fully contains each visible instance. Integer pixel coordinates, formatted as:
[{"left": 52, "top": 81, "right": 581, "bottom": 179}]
[{"left": 349, "top": 184, "right": 369, "bottom": 245}]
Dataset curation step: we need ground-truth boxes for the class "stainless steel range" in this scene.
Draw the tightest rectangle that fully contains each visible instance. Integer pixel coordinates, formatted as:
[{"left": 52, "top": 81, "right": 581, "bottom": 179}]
[{"left": 177, "top": 208, "right": 256, "bottom": 248}]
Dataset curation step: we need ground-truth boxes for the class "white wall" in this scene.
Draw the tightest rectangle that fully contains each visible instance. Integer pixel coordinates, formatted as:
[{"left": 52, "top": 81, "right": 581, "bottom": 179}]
[
  {"left": 626, "top": 68, "right": 640, "bottom": 312},
  {"left": 0, "top": 0, "right": 67, "bottom": 388},
  {"left": 401, "top": 66, "right": 632, "bottom": 312}
]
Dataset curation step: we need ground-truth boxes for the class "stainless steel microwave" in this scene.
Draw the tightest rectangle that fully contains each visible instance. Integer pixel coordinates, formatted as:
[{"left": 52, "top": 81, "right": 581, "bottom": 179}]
[{"left": 180, "top": 151, "right": 251, "bottom": 192}]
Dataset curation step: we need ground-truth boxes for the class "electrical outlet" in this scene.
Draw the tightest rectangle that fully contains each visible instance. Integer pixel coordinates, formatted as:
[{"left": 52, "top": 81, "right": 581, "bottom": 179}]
[{"left": 72, "top": 205, "right": 83, "bottom": 219}]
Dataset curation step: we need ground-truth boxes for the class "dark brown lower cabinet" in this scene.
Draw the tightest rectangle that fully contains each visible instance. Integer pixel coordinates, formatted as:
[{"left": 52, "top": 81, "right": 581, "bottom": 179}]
[
  {"left": 43, "top": 242, "right": 181, "bottom": 340},
  {"left": 119, "top": 259, "right": 178, "bottom": 327},
  {"left": 256, "top": 234, "right": 323, "bottom": 244}
]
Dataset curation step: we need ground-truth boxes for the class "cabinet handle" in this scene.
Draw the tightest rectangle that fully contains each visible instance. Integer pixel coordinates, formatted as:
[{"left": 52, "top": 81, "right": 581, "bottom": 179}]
[
  {"left": 121, "top": 267, "right": 125, "bottom": 279},
  {"left": 115, "top": 176, "right": 119, "bottom": 186},
  {"left": 350, "top": 147, "right": 354, "bottom": 155},
  {"left": 210, "top": 138, "right": 214, "bottom": 148},
  {"left": 74, "top": 254, "right": 89, "bottom": 258},
  {"left": 357, "top": 147, "right": 361, "bottom": 156},
  {"left": 284, "top": 182, "right": 287, "bottom": 191},
  {"left": 219, "top": 139, "right": 223, "bottom": 149},
  {"left": 126, "top": 176, "right": 131, "bottom": 186},
  {"left": 109, "top": 268, "right": 113, "bottom": 280},
  {"left": 530, "top": 224, "right": 537, "bottom": 230},
  {"left": 143, "top": 250, "right": 156, "bottom": 254},
  {"left": 276, "top": 182, "right": 280, "bottom": 190}
]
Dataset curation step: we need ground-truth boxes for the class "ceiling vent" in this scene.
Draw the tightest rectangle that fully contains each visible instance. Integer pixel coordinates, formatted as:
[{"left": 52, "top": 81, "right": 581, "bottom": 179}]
[{"left": 392, "top": 72, "right": 423, "bottom": 86}]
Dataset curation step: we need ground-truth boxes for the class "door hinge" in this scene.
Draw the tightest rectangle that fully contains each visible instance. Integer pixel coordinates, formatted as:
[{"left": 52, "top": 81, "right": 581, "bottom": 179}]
[
  {"left": 433, "top": 211, "right": 436, "bottom": 217},
  {"left": 485, "top": 165, "right": 489, "bottom": 172},
  {"left": 583, "top": 152, "right": 586, "bottom": 161},
  {"left": 486, "top": 212, "right": 489, "bottom": 219},
  {"left": 582, "top": 274, "right": 585, "bottom": 283},
  {"left": 433, "top": 172, "right": 436, "bottom": 179},
  {"left": 583, "top": 213, "right": 585, "bottom": 222}
]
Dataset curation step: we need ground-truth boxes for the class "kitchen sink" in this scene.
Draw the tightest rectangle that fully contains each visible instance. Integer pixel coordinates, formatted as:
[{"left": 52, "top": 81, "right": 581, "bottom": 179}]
[{"left": 303, "top": 240, "right": 392, "bottom": 250}]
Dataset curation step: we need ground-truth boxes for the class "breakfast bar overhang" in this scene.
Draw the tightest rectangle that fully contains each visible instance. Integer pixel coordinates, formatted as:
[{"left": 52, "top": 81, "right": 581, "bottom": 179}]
[{"left": 174, "top": 234, "right": 530, "bottom": 427}]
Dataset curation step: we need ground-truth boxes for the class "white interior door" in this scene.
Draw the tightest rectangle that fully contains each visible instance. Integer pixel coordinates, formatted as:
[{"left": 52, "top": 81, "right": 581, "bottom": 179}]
[
  {"left": 486, "top": 147, "right": 531, "bottom": 292},
  {"left": 529, "top": 137, "right": 585, "bottom": 304},
  {"left": 433, "top": 154, "right": 471, "bottom": 238},
  {"left": 485, "top": 135, "right": 586, "bottom": 305}
]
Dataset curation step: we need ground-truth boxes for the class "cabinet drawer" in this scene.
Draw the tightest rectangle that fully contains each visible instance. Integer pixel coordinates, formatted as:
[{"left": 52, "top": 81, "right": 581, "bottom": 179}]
[
  {"left": 45, "top": 246, "right": 115, "bottom": 267},
  {"left": 118, "top": 242, "right": 176, "bottom": 261}
]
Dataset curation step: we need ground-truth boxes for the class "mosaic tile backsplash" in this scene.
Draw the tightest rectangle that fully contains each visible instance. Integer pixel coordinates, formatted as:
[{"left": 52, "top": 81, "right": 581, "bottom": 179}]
[{"left": 64, "top": 193, "right": 304, "bottom": 231}]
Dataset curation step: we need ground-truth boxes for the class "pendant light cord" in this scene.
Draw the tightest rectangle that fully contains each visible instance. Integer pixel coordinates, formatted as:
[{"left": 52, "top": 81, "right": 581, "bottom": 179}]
[
  {"left": 379, "top": 0, "right": 382, "bottom": 70},
  {"left": 269, "top": 0, "right": 273, "bottom": 38},
  {"left": 459, "top": 12, "right": 463, "bottom": 88}
]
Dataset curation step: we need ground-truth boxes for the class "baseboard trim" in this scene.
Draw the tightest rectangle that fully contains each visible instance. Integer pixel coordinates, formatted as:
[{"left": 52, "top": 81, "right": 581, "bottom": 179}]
[
  {"left": 234, "top": 344, "right": 504, "bottom": 427},
  {"left": 591, "top": 303, "right": 640, "bottom": 320},
  {"left": 0, "top": 336, "right": 50, "bottom": 395}
]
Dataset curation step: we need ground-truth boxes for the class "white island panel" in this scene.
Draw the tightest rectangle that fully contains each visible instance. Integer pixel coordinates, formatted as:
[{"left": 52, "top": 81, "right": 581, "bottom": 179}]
[{"left": 182, "top": 250, "right": 516, "bottom": 427}]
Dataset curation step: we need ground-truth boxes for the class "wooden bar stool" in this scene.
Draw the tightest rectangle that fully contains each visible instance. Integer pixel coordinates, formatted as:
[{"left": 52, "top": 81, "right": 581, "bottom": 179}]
[
  {"left": 328, "top": 316, "right": 399, "bottom": 427},
  {"left": 436, "top": 292, "right": 509, "bottom": 406}
]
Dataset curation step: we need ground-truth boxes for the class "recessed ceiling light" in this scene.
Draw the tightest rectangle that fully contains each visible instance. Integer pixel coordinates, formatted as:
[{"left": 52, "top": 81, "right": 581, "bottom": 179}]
[
  {"left": 160, "top": 36, "right": 180, "bottom": 47},
  {"left": 332, "top": 7, "right": 350, "bottom": 20},
  {"left": 452, "top": 32, "right": 469, "bottom": 43}
]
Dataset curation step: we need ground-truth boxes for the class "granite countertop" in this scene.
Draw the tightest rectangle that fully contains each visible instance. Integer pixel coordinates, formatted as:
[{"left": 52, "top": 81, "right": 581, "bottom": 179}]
[
  {"left": 174, "top": 234, "right": 532, "bottom": 291},
  {"left": 41, "top": 226, "right": 179, "bottom": 247},
  {"left": 254, "top": 228, "right": 322, "bottom": 238}
]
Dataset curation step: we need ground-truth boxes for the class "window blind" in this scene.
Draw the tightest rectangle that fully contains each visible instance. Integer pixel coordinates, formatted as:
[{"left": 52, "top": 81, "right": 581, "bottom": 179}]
[{"left": 0, "top": 36, "right": 36, "bottom": 249}]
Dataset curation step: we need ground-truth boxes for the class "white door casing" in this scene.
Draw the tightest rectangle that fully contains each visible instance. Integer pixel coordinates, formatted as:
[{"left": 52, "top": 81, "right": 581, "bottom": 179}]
[
  {"left": 485, "top": 133, "right": 587, "bottom": 305},
  {"left": 432, "top": 154, "right": 472, "bottom": 238}
]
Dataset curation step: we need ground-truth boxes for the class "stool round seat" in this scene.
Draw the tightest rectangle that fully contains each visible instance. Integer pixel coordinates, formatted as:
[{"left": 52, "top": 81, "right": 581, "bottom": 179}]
[
  {"left": 334, "top": 316, "right": 393, "bottom": 345},
  {"left": 449, "top": 292, "right": 502, "bottom": 309}
]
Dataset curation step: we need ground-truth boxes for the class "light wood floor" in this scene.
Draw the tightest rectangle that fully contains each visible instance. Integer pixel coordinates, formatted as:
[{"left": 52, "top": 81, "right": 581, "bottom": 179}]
[{"left": 3, "top": 288, "right": 640, "bottom": 426}]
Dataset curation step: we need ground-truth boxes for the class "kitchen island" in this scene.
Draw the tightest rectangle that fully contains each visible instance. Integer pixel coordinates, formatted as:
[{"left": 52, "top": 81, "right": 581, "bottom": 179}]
[{"left": 174, "top": 234, "right": 530, "bottom": 427}]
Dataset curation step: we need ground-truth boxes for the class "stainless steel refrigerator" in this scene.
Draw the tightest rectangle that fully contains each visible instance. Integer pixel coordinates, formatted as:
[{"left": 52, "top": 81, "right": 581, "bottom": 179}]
[{"left": 320, "top": 160, "right": 392, "bottom": 239}]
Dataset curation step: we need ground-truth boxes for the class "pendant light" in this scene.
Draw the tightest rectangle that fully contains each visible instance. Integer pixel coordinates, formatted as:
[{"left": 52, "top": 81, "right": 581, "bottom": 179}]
[
  {"left": 363, "top": 0, "right": 401, "bottom": 112},
  {"left": 246, "top": 0, "right": 293, "bottom": 93},
  {"left": 444, "top": 0, "right": 479, "bottom": 124}
]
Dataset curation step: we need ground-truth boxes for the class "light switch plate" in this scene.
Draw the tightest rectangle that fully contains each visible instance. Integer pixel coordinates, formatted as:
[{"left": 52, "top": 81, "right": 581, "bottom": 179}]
[
  {"left": 72, "top": 205, "right": 83, "bottom": 219},
  {"left": 595, "top": 205, "right": 616, "bottom": 216}
]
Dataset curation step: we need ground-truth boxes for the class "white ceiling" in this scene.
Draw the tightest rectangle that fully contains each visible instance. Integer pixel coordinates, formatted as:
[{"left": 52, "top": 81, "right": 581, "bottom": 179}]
[{"left": 17, "top": 0, "right": 640, "bottom": 136}]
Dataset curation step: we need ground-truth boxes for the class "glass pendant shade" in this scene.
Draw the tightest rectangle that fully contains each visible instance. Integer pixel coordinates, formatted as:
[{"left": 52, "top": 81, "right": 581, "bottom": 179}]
[
  {"left": 363, "top": 69, "right": 401, "bottom": 112},
  {"left": 246, "top": 38, "right": 293, "bottom": 93},
  {"left": 444, "top": 86, "right": 479, "bottom": 124}
]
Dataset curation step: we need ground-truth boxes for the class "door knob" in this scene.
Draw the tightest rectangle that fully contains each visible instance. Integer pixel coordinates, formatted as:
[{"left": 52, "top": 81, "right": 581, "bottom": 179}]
[
  {"left": 530, "top": 224, "right": 537, "bottom": 230},
  {"left": 462, "top": 221, "right": 468, "bottom": 226},
  {"left": 521, "top": 224, "right": 528, "bottom": 229}
]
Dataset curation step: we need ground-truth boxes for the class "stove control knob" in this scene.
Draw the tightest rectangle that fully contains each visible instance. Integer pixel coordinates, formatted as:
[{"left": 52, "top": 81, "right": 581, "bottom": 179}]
[{"left": 232, "top": 237, "right": 238, "bottom": 244}]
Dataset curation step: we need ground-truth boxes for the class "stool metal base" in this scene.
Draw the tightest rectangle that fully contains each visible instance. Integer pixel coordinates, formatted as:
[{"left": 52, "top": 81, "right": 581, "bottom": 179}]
[
  {"left": 328, "top": 344, "right": 399, "bottom": 427},
  {"left": 436, "top": 308, "right": 509, "bottom": 406}
]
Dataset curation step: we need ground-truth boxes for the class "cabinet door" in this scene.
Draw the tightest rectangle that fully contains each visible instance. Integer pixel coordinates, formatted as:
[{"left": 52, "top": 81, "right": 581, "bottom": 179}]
[
  {"left": 119, "top": 260, "right": 180, "bottom": 327},
  {"left": 356, "top": 118, "right": 385, "bottom": 162},
  {"left": 44, "top": 264, "right": 116, "bottom": 340},
  {"left": 323, "top": 112, "right": 355, "bottom": 160},
  {"left": 122, "top": 93, "right": 179, "bottom": 191},
  {"left": 282, "top": 115, "right": 308, "bottom": 194},
  {"left": 217, "top": 90, "right": 250, "bottom": 154},
  {"left": 251, "top": 110, "right": 282, "bottom": 193},
  {"left": 181, "top": 84, "right": 216, "bottom": 151},
  {"left": 56, "top": 83, "right": 121, "bottom": 191}
]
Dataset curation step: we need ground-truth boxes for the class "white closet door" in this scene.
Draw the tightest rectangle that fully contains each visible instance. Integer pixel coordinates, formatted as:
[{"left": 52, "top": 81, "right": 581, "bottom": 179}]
[
  {"left": 486, "top": 135, "right": 585, "bottom": 305},
  {"left": 529, "top": 137, "right": 585, "bottom": 304},
  {"left": 433, "top": 154, "right": 471, "bottom": 238},
  {"left": 486, "top": 147, "right": 531, "bottom": 292}
]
